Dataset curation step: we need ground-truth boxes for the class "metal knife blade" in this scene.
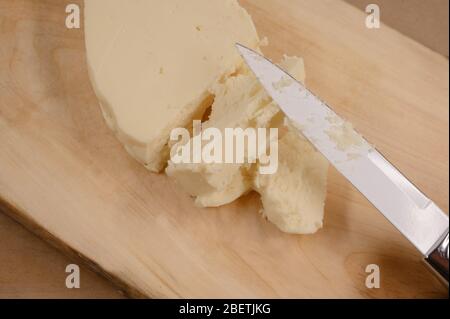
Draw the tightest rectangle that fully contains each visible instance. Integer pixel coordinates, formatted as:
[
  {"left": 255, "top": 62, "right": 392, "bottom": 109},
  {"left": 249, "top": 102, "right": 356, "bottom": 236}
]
[{"left": 236, "top": 44, "right": 449, "bottom": 271}]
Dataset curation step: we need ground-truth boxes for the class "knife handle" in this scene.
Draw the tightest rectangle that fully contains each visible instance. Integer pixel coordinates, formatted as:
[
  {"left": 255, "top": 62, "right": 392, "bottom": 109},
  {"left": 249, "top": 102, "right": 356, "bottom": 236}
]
[{"left": 425, "top": 233, "right": 449, "bottom": 284}]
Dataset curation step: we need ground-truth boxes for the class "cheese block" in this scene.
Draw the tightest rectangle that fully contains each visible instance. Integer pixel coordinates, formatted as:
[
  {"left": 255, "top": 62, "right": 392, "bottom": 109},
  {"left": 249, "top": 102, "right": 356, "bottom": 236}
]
[
  {"left": 85, "top": 0, "right": 260, "bottom": 172},
  {"left": 167, "top": 56, "right": 305, "bottom": 207},
  {"left": 85, "top": 1, "right": 329, "bottom": 234}
]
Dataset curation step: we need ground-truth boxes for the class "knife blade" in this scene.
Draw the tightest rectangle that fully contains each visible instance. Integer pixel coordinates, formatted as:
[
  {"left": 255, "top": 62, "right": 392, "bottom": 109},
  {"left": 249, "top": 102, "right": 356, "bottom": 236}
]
[{"left": 236, "top": 43, "right": 449, "bottom": 282}]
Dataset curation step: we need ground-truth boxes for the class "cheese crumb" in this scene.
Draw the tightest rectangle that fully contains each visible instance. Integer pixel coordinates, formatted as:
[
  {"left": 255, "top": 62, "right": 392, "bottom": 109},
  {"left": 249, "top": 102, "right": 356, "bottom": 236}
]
[{"left": 326, "top": 122, "right": 364, "bottom": 151}]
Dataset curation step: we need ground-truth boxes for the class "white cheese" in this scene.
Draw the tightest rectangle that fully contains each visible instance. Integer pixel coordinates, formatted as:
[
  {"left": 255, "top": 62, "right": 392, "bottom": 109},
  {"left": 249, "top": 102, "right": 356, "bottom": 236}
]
[
  {"left": 85, "top": 0, "right": 260, "bottom": 171},
  {"left": 86, "top": 1, "right": 329, "bottom": 234}
]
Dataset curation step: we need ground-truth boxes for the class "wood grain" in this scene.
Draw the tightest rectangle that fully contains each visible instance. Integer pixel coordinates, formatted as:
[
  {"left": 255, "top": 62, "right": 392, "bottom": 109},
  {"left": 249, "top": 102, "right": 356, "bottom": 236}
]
[{"left": 0, "top": 0, "right": 448, "bottom": 298}]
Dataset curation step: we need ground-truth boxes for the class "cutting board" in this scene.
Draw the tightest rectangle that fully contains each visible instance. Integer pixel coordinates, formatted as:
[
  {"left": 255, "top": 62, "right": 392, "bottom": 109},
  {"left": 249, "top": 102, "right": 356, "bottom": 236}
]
[{"left": 0, "top": 0, "right": 448, "bottom": 298}]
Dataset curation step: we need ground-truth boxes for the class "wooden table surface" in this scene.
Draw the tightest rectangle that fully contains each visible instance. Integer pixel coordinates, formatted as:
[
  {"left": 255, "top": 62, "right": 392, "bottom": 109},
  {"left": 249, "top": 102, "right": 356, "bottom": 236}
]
[{"left": 0, "top": 0, "right": 448, "bottom": 298}]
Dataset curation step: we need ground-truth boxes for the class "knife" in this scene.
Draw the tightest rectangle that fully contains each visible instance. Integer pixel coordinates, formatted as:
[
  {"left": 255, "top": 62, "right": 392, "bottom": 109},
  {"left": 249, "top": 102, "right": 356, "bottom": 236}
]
[{"left": 236, "top": 44, "right": 449, "bottom": 284}]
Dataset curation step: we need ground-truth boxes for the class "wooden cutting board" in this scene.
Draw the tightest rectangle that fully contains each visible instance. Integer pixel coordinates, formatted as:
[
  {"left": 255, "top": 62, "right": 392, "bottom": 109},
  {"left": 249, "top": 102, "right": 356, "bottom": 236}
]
[{"left": 0, "top": 0, "right": 448, "bottom": 298}]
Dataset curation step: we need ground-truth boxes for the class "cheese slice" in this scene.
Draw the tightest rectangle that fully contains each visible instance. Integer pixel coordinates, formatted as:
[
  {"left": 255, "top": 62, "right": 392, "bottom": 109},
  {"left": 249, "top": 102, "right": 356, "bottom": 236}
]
[{"left": 85, "top": 0, "right": 260, "bottom": 171}]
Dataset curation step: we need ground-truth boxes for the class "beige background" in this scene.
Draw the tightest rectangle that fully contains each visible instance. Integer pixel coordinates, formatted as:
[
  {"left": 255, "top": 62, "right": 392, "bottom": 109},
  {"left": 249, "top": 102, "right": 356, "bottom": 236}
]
[
  {"left": 0, "top": 0, "right": 448, "bottom": 298},
  {"left": 345, "top": 0, "right": 449, "bottom": 57}
]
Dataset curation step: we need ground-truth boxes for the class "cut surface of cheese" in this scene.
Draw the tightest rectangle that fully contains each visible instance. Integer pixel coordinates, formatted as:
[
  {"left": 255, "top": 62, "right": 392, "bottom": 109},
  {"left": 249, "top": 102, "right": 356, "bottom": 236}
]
[
  {"left": 85, "top": 0, "right": 260, "bottom": 171},
  {"left": 167, "top": 56, "right": 305, "bottom": 207}
]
